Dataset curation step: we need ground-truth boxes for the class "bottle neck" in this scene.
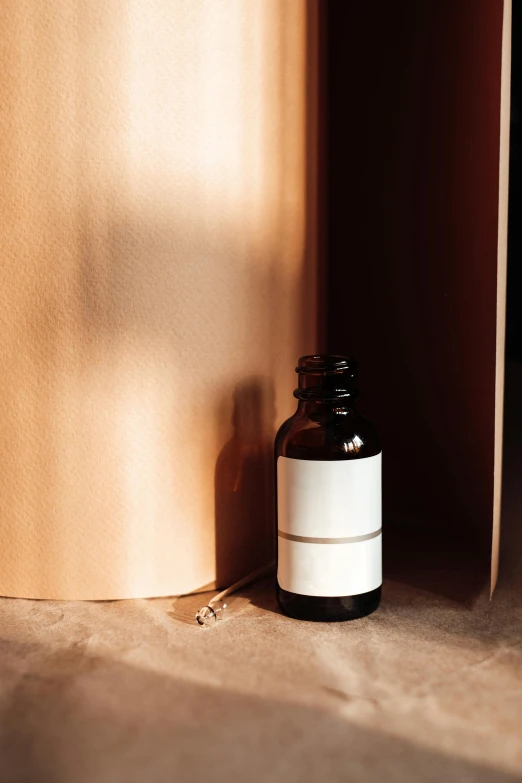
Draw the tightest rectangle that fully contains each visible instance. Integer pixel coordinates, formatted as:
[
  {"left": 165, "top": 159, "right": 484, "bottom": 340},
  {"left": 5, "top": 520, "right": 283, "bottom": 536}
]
[
  {"left": 294, "top": 371, "right": 358, "bottom": 402},
  {"left": 296, "top": 398, "right": 358, "bottom": 416}
]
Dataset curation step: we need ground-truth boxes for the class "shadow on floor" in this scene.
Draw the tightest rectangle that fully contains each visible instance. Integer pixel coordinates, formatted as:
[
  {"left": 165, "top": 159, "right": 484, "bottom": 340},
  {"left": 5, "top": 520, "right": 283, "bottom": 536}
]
[{"left": 0, "top": 640, "right": 518, "bottom": 783}]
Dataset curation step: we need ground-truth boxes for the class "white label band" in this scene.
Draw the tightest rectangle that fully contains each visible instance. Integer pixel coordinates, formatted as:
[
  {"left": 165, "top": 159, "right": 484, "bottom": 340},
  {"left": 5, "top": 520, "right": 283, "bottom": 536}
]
[{"left": 277, "top": 454, "right": 382, "bottom": 597}]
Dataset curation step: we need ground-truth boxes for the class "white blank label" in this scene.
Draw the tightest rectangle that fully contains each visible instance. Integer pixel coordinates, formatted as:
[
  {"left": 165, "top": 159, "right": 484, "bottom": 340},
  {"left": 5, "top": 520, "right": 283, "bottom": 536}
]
[{"left": 277, "top": 454, "right": 382, "bottom": 597}]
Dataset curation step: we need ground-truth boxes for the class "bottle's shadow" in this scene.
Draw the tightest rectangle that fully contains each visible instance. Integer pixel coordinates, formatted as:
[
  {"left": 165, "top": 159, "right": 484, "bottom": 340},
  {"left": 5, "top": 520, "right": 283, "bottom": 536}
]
[{"left": 214, "top": 378, "right": 276, "bottom": 590}]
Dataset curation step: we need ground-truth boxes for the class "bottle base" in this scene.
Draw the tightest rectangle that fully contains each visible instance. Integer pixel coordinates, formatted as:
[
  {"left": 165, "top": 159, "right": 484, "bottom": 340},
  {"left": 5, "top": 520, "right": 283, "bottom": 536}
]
[{"left": 277, "top": 585, "right": 381, "bottom": 622}]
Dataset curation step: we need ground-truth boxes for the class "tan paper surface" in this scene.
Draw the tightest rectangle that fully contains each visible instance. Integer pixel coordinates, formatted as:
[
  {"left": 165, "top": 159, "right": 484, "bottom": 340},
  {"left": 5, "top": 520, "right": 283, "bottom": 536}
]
[
  {"left": 0, "top": 578, "right": 521, "bottom": 781},
  {"left": 0, "top": 1, "right": 317, "bottom": 599},
  {"left": 491, "top": 0, "right": 512, "bottom": 595}
]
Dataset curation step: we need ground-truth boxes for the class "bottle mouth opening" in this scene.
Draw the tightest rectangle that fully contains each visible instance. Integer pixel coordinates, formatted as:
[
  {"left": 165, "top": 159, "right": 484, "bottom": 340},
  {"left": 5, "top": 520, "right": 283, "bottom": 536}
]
[{"left": 296, "top": 354, "right": 358, "bottom": 376}]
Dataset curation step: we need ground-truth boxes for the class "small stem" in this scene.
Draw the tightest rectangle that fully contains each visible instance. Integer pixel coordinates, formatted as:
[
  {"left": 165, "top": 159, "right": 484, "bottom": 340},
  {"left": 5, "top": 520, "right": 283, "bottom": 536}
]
[{"left": 211, "top": 561, "right": 275, "bottom": 605}]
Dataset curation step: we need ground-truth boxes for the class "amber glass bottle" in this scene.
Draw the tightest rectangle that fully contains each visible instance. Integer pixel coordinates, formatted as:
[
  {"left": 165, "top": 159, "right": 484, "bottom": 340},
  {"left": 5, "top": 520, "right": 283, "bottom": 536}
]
[{"left": 275, "top": 355, "right": 382, "bottom": 621}]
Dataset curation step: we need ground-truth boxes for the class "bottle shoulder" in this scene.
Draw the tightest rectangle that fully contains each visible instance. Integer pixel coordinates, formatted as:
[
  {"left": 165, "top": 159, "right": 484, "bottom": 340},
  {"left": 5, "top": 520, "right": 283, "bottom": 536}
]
[{"left": 275, "top": 409, "right": 381, "bottom": 461}]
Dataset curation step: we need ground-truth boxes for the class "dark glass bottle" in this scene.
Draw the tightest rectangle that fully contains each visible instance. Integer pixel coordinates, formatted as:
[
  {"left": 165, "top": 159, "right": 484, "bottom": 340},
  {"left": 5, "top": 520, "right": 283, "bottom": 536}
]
[{"left": 275, "top": 355, "right": 382, "bottom": 621}]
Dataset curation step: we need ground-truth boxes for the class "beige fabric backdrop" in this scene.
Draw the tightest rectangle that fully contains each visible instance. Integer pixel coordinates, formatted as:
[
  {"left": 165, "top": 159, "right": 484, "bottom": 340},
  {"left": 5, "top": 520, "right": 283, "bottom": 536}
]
[{"left": 0, "top": 0, "right": 318, "bottom": 599}]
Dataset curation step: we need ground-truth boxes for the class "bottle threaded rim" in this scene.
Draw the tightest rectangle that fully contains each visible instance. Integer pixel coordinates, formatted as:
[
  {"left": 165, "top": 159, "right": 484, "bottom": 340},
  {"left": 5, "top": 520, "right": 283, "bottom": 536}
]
[{"left": 296, "top": 354, "right": 358, "bottom": 376}]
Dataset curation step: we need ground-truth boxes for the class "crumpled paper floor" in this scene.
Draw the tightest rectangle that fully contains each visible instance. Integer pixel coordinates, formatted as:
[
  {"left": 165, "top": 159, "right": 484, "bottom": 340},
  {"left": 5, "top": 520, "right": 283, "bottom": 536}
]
[
  {"left": 0, "top": 571, "right": 521, "bottom": 783},
  {"left": 5, "top": 365, "right": 522, "bottom": 782}
]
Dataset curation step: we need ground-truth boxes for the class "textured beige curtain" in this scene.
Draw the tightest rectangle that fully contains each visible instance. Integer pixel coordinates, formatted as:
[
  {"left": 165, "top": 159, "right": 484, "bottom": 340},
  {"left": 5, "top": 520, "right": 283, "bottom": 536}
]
[{"left": 0, "top": 1, "right": 318, "bottom": 598}]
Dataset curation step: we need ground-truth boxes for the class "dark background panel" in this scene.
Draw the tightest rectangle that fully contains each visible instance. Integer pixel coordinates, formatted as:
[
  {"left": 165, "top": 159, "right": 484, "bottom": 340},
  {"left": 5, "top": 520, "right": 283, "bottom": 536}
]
[
  {"left": 506, "top": 1, "right": 521, "bottom": 361},
  {"left": 326, "top": 1, "right": 505, "bottom": 576}
]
